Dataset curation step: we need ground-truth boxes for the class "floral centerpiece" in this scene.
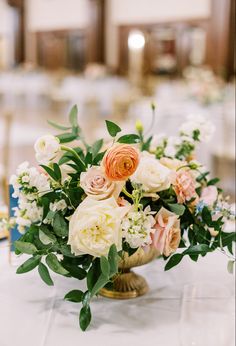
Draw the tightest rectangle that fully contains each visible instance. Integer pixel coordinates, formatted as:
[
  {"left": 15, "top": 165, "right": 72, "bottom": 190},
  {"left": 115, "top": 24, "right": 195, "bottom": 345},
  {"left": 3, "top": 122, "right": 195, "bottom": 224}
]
[
  {"left": 183, "top": 66, "right": 225, "bottom": 105},
  {"left": 10, "top": 105, "right": 235, "bottom": 331}
]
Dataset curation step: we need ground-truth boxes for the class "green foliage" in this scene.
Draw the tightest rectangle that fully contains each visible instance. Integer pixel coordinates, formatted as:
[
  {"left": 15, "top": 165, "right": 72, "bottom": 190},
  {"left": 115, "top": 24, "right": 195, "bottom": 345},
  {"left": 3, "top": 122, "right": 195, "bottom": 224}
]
[
  {"left": 105, "top": 120, "right": 121, "bottom": 137},
  {"left": 53, "top": 213, "right": 68, "bottom": 237},
  {"left": 64, "top": 290, "right": 83, "bottom": 303},
  {"left": 117, "top": 134, "right": 140, "bottom": 144},
  {"left": 17, "top": 256, "right": 41, "bottom": 274},
  {"left": 14, "top": 241, "right": 38, "bottom": 255},
  {"left": 168, "top": 203, "right": 185, "bottom": 216},
  {"left": 46, "top": 254, "right": 69, "bottom": 276},
  {"left": 79, "top": 306, "right": 92, "bottom": 331},
  {"left": 38, "top": 262, "right": 54, "bottom": 286}
]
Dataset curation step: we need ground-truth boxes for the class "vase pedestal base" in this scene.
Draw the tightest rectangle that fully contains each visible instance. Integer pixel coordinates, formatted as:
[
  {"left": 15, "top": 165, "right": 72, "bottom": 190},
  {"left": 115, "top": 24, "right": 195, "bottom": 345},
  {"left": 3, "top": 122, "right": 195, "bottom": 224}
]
[{"left": 99, "top": 271, "right": 149, "bottom": 299}]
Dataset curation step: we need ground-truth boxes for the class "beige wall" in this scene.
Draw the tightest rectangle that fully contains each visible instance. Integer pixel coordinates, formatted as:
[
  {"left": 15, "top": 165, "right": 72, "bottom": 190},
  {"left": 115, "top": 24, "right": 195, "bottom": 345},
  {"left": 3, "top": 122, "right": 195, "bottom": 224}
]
[
  {"left": 26, "top": 0, "right": 90, "bottom": 32},
  {"left": 106, "top": 0, "right": 212, "bottom": 68},
  {"left": 0, "top": 0, "right": 15, "bottom": 68}
]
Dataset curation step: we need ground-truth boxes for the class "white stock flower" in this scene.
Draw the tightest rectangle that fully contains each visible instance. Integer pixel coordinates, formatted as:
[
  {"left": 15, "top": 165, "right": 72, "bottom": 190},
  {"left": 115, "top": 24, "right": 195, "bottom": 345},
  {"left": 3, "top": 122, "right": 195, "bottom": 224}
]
[
  {"left": 180, "top": 115, "right": 215, "bottom": 142},
  {"left": 130, "top": 152, "right": 171, "bottom": 196},
  {"left": 34, "top": 135, "right": 60, "bottom": 164},
  {"left": 50, "top": 199, "right": 67, "bottom": 212},
  {"left": 122, "top": 207, "right": 156, "bottom": 248},
  {"left": 68, "top": 196, "right": 130, "bottom": 257}
]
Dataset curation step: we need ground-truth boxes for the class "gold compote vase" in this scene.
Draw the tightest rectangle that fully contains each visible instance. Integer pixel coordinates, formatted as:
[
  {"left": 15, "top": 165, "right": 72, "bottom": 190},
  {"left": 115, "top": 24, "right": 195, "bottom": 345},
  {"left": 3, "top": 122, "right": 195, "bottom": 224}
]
[{"left": 100, "top": 247, "right": 159, "bottom": 299}]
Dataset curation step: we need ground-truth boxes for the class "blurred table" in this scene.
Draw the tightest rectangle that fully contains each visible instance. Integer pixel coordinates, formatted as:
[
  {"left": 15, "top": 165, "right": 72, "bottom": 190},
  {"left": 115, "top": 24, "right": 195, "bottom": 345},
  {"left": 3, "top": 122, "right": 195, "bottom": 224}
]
[{"left": 0, "top": 240, "right": 234, "bottom": 346}]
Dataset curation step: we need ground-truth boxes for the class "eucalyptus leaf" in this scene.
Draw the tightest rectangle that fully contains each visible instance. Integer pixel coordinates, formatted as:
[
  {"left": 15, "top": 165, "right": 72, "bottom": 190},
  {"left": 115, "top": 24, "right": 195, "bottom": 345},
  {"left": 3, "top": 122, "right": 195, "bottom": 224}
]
[
  {"left": 46, "top": 253, "right": 69, "bottom": 276},
  {"left": 69, "top": 105, "right": 78, "bottom": 127},
  {"left": 38, "top": 262, "right": 54, "bottom": 286},
  {"left": 100, "top": 256, "right": 110, "bottom": 277},
  {"left": 79, "top": 306, "right": 91, "bottom": 331},
  {"left": 164, "top": 253, "right": 183, "bottom": 271},
  {"left": 14, "top": 241, "right": 37, "bottom": 255},
  {"left": 47, "top": 120, "right": 71, "bottom": 131},
  {"left": 57, "top": 133, "right": 77, "bottom": 144},
  {"left": 53, "top": 213, "right": 68, "bottom": 237},
  {"left": 168, "top": 203, "right": 185, "bottom": 216},
  {"left": 90, "top": 273, "right": 109, "bottom": 297},
  {"left": 64, "top": 290, "right": 83, "bottom": 303},
  {"left": 17, "top": 256, "right": 41, "bottom": 274}
]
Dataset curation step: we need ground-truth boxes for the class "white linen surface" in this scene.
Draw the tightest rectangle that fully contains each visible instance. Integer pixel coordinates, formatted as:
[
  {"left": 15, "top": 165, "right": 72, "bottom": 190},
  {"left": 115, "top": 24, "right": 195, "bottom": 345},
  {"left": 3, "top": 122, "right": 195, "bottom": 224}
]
[{"left": 0, "top": 241, "right": 235, "bottom": 346}]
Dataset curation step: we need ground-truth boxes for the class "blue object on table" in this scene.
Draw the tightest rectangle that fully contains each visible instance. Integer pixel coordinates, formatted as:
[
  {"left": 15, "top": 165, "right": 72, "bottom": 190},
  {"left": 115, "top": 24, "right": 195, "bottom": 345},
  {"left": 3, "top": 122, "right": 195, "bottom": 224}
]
[{"left": 9, "top": 185, "right": 21, "bottom": 251}]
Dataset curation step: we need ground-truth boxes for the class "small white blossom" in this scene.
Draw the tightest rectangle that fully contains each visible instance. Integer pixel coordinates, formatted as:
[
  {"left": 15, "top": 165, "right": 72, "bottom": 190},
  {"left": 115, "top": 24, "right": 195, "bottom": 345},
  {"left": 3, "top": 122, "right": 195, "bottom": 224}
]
[
  {"left": 50, "top": 199, "right": 67, "bottom": 212},
  {"left": 122, "top": 207, "right": 156, "bottom": 248}
]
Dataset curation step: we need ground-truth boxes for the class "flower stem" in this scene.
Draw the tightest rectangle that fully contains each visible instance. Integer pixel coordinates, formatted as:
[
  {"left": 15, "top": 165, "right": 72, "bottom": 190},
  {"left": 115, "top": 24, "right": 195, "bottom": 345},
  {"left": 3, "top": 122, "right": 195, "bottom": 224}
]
[
  {"left": 61, "top": 145, "right": 85, "bottom": 166},
  {"left": 122, "top": 187, "right": 133, "bottom": 200}
]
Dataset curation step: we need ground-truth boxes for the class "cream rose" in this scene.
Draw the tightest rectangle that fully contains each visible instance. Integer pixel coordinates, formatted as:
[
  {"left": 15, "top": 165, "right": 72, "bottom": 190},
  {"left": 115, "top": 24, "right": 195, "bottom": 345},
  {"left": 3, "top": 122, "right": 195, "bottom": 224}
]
[
  {"left": 151, "top": 207, "right": 181, "bottom": 257},
  {"left": 130, "top": 152, "right": 171, "bottom": 195},
  {"left": 80, "top": 166, "right": 123, "bottom": 200},
  {"left": 68, "top": 197, "right": 130, "bottom": 257},
  {"left": 34, "top": 135, "right": 60, "bottom": 164}
]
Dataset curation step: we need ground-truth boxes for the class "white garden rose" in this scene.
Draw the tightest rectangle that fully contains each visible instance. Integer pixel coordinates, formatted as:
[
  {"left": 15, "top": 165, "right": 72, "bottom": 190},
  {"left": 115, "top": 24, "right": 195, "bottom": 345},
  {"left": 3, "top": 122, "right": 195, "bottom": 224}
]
[
  {"left": 34, "top": 135, "right": 60, "bottom": 164},
  {"left": 68, "top": 196, "right": 130, "bottom": 257},
  {"left": 130, "top": 152, "right": 171, "bottom": 196}
]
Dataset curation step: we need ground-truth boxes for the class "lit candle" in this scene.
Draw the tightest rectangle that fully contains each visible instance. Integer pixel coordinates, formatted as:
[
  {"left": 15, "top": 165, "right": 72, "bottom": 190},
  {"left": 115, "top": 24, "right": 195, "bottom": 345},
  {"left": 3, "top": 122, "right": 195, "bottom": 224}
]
[{"left": 128, "top": 30, "right": 145, "bottom": 88}]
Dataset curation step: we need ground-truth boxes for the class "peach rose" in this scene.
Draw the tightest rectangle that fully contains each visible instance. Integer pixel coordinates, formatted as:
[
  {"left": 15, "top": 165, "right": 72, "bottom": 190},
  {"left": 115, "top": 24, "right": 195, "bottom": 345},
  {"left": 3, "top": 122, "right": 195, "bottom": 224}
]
[
  {"left": 200, "top": 186, "right": 218, "bottom": 207},
  {"left": 173, "top": 169, "right": 197, "bottom": 204},
  {"left": 151, "top": 207, "right": 181, "bottom": 257},
  {"left": 102, "top": 144, "right": 139, "bottom": 181},
  {"left": 80, "top": 166, "right": 123, "bottom": 200}
]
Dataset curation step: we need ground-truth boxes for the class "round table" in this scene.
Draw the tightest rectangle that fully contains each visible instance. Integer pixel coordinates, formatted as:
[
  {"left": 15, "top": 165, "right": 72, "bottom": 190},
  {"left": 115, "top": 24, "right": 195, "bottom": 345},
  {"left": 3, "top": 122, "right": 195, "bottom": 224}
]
[{"left": 0, "top": 240, "right": 234, "bottom": 346}]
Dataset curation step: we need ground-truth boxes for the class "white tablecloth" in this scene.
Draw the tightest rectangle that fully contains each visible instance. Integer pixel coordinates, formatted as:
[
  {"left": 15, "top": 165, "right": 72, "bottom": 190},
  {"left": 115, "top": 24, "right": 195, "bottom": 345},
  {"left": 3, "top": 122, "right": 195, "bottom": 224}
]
[{"left": 0, "top": 241, "right": 235, "bottom": 346}]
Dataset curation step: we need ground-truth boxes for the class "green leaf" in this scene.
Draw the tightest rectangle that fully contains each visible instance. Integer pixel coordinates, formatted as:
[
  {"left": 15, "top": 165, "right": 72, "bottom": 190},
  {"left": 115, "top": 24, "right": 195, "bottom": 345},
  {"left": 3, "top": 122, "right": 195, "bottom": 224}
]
[
  {"left": 17, "top": 256, "right": 41, "bottom": 274},
  {"left": 87, "top": 259, "right": 100, "bottom": 291},
  {"left": 168, "top": 204, "right": 185, "bottom": 216},
  {"left": 79, "top": 306, "right": 91, "bottom": 331},
  {"left": 108, "top": 244, "right": 119, "bottom": 276},
  {"left": 39, "top": 227, "right": 56, "bottom": 245},
  {"left": 227, "top": 260, "right": 235, "bottom": 274},
  {"left": 56, "top": 133, "right": 77, "bottom": 144},
  {"left": 164, "top": 253, "right": 183, "bottom": 271},
  {"left": 64, "top": 290, "right": 83, "bottom": 303},
  {"left": 100, "top": 256, "right": 110, "bottom": 277},
  {"left": 53, "top": 213, "right": 68, "bottom": 237},
  {"left": 41, "top": 165, "right": 59, "bottom": 182},
  {"left": 221, "top": 231, "right": 236, "bottom": 247},
  {"left": 82, "top": 290, "right": 91, "bottom": 307},
  {"left": 46, "top": 253, "right": 69, "bottom": 276},
  {"left": 38, "top": 262, "right": 54, "bottom": 286},
  {"left": 62, "top": 262, "right": 87, "bottom": 280},
  {"left": 91, "top": 273, "right": 109, "bottom": 297},
  {"left": 117, "top": 134, "right": 140, "bottom": 144},
  {"left": 53, "top": 163, "right": 61, "bottom": 182},
  {"left": 14, "top": 241, "right": 37, "bottom": 255},
  {"left": 183, "top": 244, "right": 210, "bottom": 256},
  {"left": 91, "top": 139, "right": 103, "bottom": 158},
  {"left": 202, "top": 206, "right": 212, "bottom": 226},
  {"left": 69, "top": 105, "right": 78, "bottom": 127},
  {"left": 105, "top": 120, "right": 121, "bottom": 137},
  {"left": 47, "top": 120, "right": 71, "bottom": 131},
  {"left": 207, "top": 177, "right": 220, "bottom": 186}
]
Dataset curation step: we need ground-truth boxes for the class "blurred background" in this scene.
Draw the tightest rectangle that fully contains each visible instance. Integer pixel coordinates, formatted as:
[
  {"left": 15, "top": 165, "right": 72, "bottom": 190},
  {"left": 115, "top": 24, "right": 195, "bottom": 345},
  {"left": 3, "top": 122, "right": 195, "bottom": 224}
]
[{"left": 0, "top": 0, "right": 235, "bottom": 221}]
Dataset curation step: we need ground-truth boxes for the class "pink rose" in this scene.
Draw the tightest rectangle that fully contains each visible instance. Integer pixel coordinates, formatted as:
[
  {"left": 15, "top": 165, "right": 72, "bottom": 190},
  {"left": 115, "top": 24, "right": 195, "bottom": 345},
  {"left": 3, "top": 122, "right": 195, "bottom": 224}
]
[
  {"left": 151, "top": 207, "right": 181, "bottom": 257},
  {"left": 80, "top": 166, "right": 123, "bottom": 200},
  {"left": 173, "top": 170, "right": 197, "bottom": 204},
  {"left": 200, "top": 186, "right": 218, "bottom": 206}
]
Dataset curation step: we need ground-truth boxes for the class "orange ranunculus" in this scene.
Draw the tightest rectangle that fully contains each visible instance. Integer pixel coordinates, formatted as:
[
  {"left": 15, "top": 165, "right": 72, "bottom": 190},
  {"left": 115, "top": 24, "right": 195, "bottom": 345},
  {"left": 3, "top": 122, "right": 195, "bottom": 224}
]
[{"left": 102, "top": 144, "right": 139, "bottom": 181}]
